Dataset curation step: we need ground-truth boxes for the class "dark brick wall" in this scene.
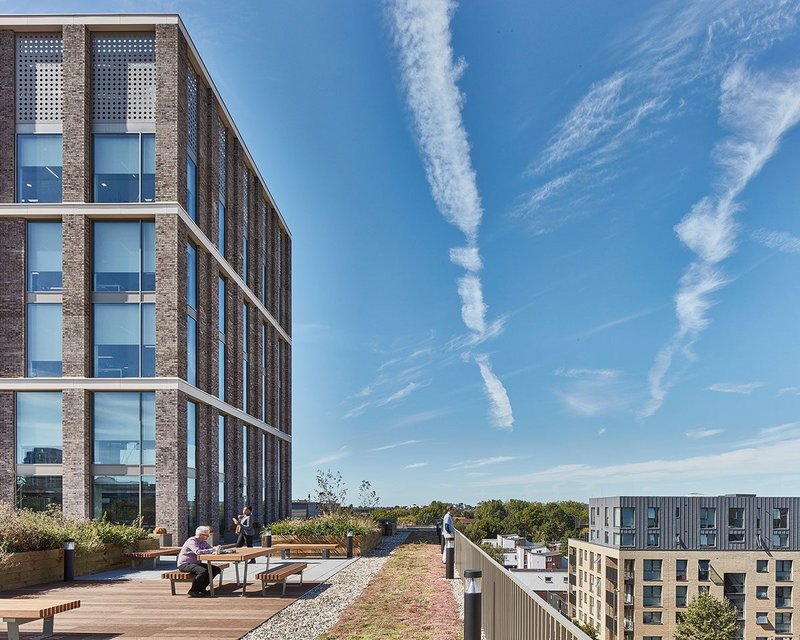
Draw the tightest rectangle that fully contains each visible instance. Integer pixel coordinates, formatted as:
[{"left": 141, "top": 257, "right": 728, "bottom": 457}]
[
  {"left": 155, "top": 214, "right": 187, "bottom": 379},
  {"left": 62, "top": 215, "right": 91, "bottom": 377},
  {"left": 156, "top": 388, "right": 187, "bottom": 538},
  {"left": 62, "top": 25, "right": 90, "bottom": 203},
  {"left": 0, "top": 218, "right": 24, "bottom": 378},
  {"left": 0, "top": 31, "right": 15, "bottom": 203},
  {"left": 0, "top": 393, "right": 15, "bottom": 505},
  {"left": 195, "top": 73, "right": 210, "bottom": 239},
  {"left": 61, "top": 389, "right": 91, "bottom": 518}
]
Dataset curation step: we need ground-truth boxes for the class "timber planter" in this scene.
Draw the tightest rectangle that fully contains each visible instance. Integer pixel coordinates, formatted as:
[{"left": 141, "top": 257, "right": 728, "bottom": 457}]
[
  {"left": 0, "top": 538, "right": 158, "bottom": 592},
  {"left": 265, "top": 531, "right": 381, "bottom": 557}
]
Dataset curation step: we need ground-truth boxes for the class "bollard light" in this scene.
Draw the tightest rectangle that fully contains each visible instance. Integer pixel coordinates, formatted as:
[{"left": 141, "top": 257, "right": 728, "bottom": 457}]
[
  {"left": 445, "top": 537, "right": 455, "bottom": 580},
  {"left": 64, "top": 539, "right": 75, "bottom": 582},
  {"left": 463, "top": 569, "right": 482, "bottom": 640},
  {"left": 265, "top": 528, "right": 272, "bottom": 548},
  {"left": 346, "top": 530, "right": 354, "bottom": 558}
]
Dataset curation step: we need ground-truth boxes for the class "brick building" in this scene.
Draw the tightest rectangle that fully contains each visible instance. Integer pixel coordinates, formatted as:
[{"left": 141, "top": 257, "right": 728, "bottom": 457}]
[
  {"left": 0, "top": 14, "right": 292, "bottom": 540},
  {"left": 570, "top": 495, "right": 800, "bottom": 640}
]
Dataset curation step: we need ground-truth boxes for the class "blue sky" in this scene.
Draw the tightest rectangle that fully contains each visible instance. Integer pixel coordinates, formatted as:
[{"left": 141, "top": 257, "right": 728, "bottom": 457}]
[{"left": 12, "top": 0, "right": 800, "bottom": 506}]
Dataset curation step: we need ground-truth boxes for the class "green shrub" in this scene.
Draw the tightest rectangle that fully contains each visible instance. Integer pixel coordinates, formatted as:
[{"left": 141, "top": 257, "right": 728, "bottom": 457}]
[
  {"left": 0, "top": 503, "right": 150, "bottom": 568},
  {"left": 268, "top": 513, "right": 379, "bottom": 537}
]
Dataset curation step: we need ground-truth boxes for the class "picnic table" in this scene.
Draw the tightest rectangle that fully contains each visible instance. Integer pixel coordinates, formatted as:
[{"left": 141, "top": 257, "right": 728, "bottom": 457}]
[
  {"left": 123, "top": 546, "right": 182, "bottom": 569},
  {"left": 201, "top": 547, "right": 287, "bottom": 596}
]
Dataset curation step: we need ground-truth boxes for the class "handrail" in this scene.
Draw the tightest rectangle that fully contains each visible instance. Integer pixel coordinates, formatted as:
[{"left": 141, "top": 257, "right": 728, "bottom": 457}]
[{"left": 454, "top": 530, "right": 593, "bottom": 640}]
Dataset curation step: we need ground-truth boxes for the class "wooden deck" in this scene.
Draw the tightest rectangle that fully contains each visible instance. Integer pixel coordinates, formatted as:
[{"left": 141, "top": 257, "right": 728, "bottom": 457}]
[{"left": 0, "top": 577, "right": 319, "bottom": 639}]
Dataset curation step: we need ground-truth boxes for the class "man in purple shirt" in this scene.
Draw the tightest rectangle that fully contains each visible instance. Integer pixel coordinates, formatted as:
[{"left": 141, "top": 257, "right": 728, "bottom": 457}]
[{"left": 177, "top": 525, "right": 222, "bottom": 597}]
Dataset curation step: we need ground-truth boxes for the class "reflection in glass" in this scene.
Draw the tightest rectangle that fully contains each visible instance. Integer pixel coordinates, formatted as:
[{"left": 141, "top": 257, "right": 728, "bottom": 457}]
[
  {"left": 92, "top": 475, "right": 155, "bottom": 527},
  {"left": 27, "top": 303, "right": 62, "bottom": 377},
  {"left": 142, "top": 303, "right": 155, "bottom": 377},
  {"left": 16, "top": 392, "right": 62, "bottom": 464},
  {"left": 218, "top": 340, "right": 225, "bottom": 400},
  {"left": 187, "top": 243, "right": 197, "bottom": 309},
  {"left": 187, "top": 157, "right": 197, "bottom": 221},
  {"left": 218, "top": 415, "right": 225, "bottom": 534},
  {"left": 141, "top": 221, "right": 155, "bottom": 291},
  {"left": 17, "top": 476, "right": 62, "bottom": 511},
  {"left": 27, "top": 221, "right": 62, "bottom": 291},
  {"left": 93, "top": 222, "right": 140, "bottom": 291},
  {"left": 93, "top": 134, "right": 140, "bottom": 202},
  {"left": 218, "top": 201, "right": 226, "bottom": 256},
  {"left": 93, "top": 392, "right": 154, "bottom": 465},
  {"left": 141, "top": 134, "right": 155, "bottom": 202},
  {"left": 94, "top": 304, "right": 139, "bottom": 377},
  {"left": 17, "top": 134, "right": 62, "bottom": 203},
  {"left": 187, "top": 315, "right": 197, "bottom": 386}
]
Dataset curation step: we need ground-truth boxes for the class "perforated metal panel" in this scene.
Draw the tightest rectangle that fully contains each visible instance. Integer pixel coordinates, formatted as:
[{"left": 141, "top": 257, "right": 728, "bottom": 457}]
[
  {"left": 243, "top": 169, "right": 249, "bottom": 223},
  {"left": 91, "top": 34, "right": 155, "bottom": 122},
  {"left": 187, "top": 66, "right": 198, "bottom": 155},
  {"left": 218, "top": 123, "right": 227, "bottom": 199},
  {"left": 16, "top": 34, "right": 63, "bottom": 123}
]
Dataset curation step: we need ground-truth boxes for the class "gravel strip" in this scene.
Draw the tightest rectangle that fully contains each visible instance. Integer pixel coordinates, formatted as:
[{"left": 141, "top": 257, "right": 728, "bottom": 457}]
[{"left": 241, "top": 532, "right": 410, "bottom": 640}]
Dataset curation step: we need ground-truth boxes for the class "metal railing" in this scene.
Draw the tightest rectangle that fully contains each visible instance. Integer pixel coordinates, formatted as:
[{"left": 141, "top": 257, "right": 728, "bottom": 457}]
[{"left": 454, "top": 530, "right": 593, "bottom": 640}]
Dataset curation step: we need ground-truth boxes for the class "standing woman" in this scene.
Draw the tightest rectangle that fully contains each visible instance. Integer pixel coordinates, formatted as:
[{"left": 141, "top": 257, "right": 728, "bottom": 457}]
[{"left": 233, "top": 506, "right": 256, "bottom": 562}]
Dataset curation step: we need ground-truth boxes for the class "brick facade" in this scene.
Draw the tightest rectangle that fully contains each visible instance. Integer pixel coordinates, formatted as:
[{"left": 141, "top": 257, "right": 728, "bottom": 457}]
[{"left": 0, "top": 16, "right": 291, "bottom": 539}]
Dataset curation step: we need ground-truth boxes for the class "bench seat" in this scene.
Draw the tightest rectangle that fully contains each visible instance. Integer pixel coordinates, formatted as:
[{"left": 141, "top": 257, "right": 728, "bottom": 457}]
[
  {"left": 123, "top": 547, "right": 182, "bottom": 568},
  {"left": 255, "top": 562, "right": 307, "bottom": 596},
  {"left": 0, "top": 598, "right": 80, "bottom": 640},
  {"left": 161, "top": 563, "right": 230, "bottom": 596},
  {"left": 276, "top": 543, "right": 338, "bottom": 559}
]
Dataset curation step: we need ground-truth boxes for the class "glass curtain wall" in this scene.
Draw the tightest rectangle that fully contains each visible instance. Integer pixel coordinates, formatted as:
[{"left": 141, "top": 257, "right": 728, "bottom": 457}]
[
  {"left": 26, "top": 221, "right": 63, "bottom": 377},
  {"left": 218, "top": 415, "right": 226, "bottom": 535},
  {"left": 92, "top": 392, "right": 156, "bottom": 527},
  {"left": 187, "top": 401, "right": 197, "bottom": 536},
  {"left": 17, "top": 134, "right": 62, "bottom": 203},
  {"left": 187, "top": 243, "right": 197, "bottom": 386},
  {"left": 16, "top": 392, "right": 63, "bottom": 509},
  {"left": 242, "top": 304, "right": 248, "bottom": 413},
  {"left": 93, "top": 221, "right": 155, "bottom": 377},
  {"left": 241, "top": 425, "right": 248, "bottom": 505},
  {"left": 218, "top": 277, "right": 226, "bottom": 400}
]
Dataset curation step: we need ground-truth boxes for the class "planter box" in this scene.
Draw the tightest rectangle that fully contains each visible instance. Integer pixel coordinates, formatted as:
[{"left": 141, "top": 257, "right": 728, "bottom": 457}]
[
  {"left": 265, "top": 531, "right": 381, "bottom": 557},
  {"left": 0, "top": 538, "right": 158, "bottom": 592}
]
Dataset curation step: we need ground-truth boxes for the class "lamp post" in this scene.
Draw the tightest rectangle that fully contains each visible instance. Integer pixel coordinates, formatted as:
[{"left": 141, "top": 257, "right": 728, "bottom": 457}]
[
  {"left": 346, "top": 530, "right": 353, "bottom": 558},
  {"left": 64, "top": 540, "right": 75, "bottom": 581},
  {"left": 463, "top": 569, "right": 482, "bottom": 640},
  {"left": 265, "top": 528, "right": 272, "bottom": 548}
]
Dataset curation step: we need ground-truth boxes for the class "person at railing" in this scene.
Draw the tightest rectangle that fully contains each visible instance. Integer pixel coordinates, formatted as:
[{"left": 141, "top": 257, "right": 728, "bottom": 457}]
[{"left": 442, "top": 505, "right": 455, "bottom": 563}]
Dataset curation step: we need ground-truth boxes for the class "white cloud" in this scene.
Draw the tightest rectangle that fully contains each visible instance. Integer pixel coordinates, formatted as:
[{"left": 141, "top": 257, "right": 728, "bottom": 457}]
[
  {"left": 404, "top": 462, "right": 429, "bottom": 469},
  {"left": 378, "top": 381, "right": 426, "bottom": 406},
  {"left": 449, "top": 245, "right": 482, "bottom": 272},
  {"left": 554, "top": 368, "right": 621, "bottom": 379},
  {"left": 778, "top": 386, "right": 800, "bottom": 396},
  {"left": 598, "top": 428, "right": 607, "bottom": 436},
  {"left": 369, "top": 440, "right": 422, "bottom": 452},
  {"left": 390, "top": 0, "right": 513, "bottom": 431},
  {"left": 448, "top": 455, "right": 521, "bottom": 471},
  {"left": 686, "top": 428, "right": 725, "bottom": 439},
  {"left": 753, "top": 229, "right": 800, "bottom": 253},
  {"left": 308, "top": 447, "right": 349, "bottom": 467},
  {"left": 474, "top": 354, "right": 514, "bottom": 430},
  {"left": 343, "top": 402, "right": 370, "bottom": 419},
  {"left": 392, "top": 409, "right": 447, "bottom": 427},
  {"left": 554, "top": 367, "right": 630, "bottom": 417},
  {"left": 645, "top": 62, "right": 800, "bottom": 417},
  {"left": 707, "top": 382, "right": 764, "bottom": 394}
]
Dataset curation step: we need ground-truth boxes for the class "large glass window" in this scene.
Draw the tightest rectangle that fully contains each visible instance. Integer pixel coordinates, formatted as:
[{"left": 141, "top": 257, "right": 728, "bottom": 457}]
[
  {"left": 643, "top": 586, "right": 662, "bottom": 607},
  {"left": 187, "top": 157, "right": 197, "bottom": 221},
  {"left": 93, "top": 221, "right": 154, "bottom": 292},
  {"left": 676, "top": 585, "right": 688, "bottom": 607},
  {"left": 218, "top": 277, "right": 226, "bottom": 400},
  {"left": 218, "top": 201, "right": 226, "bottom": 257},
  {"left": 242, "top": 303, "right": 248, "bottom": 413},
  {"left": 92, "top": 475, "right": 155, "bottom": 527},
  {"left": 93, "top": 133, "right": 155, "bottom": 203},
  {"left": 16, "top": 392, "right": 62, "bottom": 464},
  {"left": 27, "top": 303, "right": 62, "bottom": 377},
  {"left": 187, "top": 401, "right": 197, "bottom": 536},
  {"left": 774, "top": 507, "right": 789, "bottom": 529},
  {"left": 16, "top": 476, "right": 62, "bottom": 511},
  {"left": 17, "top": 134, "right": 62, "bottom": 203},
  {"left": 676, "top": 559, "right": 688, "bottom": 581},
  {"left": 614, "top": 507, "right": 635, "bottom": 528},
  {"left": 643, "top": 560, "right": 662, "bottom": 581},
  {"left": 187, "top": 243, "right": 197, "bottom": 386},
  {"left": 218, "top": 415, "right": 225, "bottom": 534},
  {"left": 93, "top": 392, "right": 155, "bottom": 465},
  {"left": 777, "top": 560, "right": 793, "bottom": 581},
  {"left": 700, "top": 507, "right": 716, "bottom": 528},
  {"left": 729, "top": 507, "right": 744, "bottom": 528},
  {"left": 777, "top": 586, "right": 792, "bottom": 608},
  {"left": 261, "top": 323, "right": 267, "bottom": 422},
  {"left": 94, "top": 303, "right": 154, "bottom": 377},
  {"left": 27, "top": 221, "right": 62, "bottom": 291},
  {"left": 647, "top": 506, "right": 659, "bottom": 528},
  {"left": 242, "top": 425, "right": 248, "bottom": 503},
  {"left": 776, "top": 612, "right": 792, "bottom": 633}
]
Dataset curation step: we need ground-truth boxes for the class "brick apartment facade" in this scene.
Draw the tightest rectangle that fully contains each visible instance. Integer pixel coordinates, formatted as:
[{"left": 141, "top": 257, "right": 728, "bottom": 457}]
[
  {"left": 0, "top": 14, "right": 292, "bottom": 540},
  {"left": 570, "top": 495, "right": 800, "bottom": 640}
]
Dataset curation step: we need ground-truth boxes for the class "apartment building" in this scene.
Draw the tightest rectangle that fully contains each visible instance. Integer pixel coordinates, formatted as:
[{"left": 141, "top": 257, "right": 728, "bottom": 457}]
[
  {"left": 0, "top": 14, "right": 292, "bottom": 539},
  {"left": 570, "top": 495, "right": 800, "bottom": 640}
]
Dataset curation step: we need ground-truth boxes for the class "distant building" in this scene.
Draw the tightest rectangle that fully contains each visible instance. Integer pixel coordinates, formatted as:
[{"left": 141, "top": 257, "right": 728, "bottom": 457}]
[
  {"left": 291, "top": 500, "right": 321, "bottom": 520},
  {"left": 570, "top": 495, "right": 800, "bottom": 640}
]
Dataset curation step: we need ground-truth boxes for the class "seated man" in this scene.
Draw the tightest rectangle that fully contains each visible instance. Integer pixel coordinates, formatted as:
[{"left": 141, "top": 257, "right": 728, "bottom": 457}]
[{"left": 177, "top": 525, "right": 223, "bottom": 597}]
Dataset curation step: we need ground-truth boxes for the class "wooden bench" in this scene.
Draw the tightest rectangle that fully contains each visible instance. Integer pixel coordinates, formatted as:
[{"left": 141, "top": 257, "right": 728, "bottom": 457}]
[
  {"left": 123, "top": 546, "right": 182, "bottom": 569},
  {"left": 255, "top": 562, "right": 307, "bottom": 596},
  {"left": 277, "top": 543, "right": 338, "bottom": 559},
  {"left": 161, "top": 563, "right": 230, "bottom": 596},
  {"left": 0, "top": 598, "right": 80, "bottom": 640}
]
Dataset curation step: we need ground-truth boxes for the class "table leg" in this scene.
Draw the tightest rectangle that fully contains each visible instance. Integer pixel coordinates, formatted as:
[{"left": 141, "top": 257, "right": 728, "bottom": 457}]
[
  {"left": 242, "top": 561, "right": 249, "bottom": 596},
  {"left": 41, "top": 615, "right": 55, "bottom": 637},
  {"left": 4, "top": 618, "right": 20, "bottom": 640},
  {"left": 206, "top": 560, "right": 215, "bottom": 597},
  {"left": 234, "top": 562, "right": 240, "bottom": 584}
]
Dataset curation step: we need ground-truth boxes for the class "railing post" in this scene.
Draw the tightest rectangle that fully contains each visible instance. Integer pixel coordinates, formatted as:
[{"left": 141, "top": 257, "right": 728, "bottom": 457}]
[
  {"left": 445, "top": 537, "right": 455, "bottom": 579},
  {"left": 464, "top": 569, "right": 482, "bottom": 640},
  {"left": 64, "top": 539, "right": 75, "bottom": 581}
]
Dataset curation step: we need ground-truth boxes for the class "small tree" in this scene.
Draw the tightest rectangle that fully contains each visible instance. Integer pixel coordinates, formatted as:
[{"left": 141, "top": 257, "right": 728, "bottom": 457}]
[
  {"left": 675, "top": 591, "right": 739, "bottom": 640},
  {"left": 314, "top": 469, "right": 348, "bottom": 515},
  {"left": 572, "top": 620, "right": 598, "bottom": 639},
  {"left": 358, "top": 480, "right": 379, "bottom": 509}
]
